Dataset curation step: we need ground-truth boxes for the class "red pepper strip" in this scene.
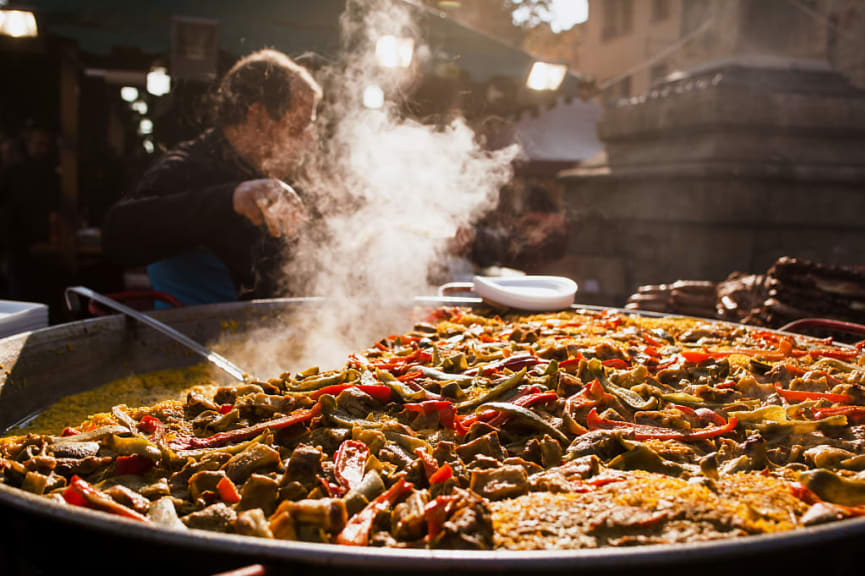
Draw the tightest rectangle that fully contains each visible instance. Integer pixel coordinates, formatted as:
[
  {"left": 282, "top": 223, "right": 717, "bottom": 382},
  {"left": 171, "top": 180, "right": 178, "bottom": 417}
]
[
  {"left": 374, "top": 341, "right": 388, "bottom": 351},
  {"left": 715, "top": 380, "right": 737, "bottom": 390},
  {"left": 773, "top": 384, "right": 851, "bottom": 404},
  {"left": 585, "top": 408, "right": 738, "bottom": 441},
  {"left": 486, "top": 391, "right": 559, "bottom": 428},
  {"left": 218, "top": 404, "right": 234, "bottom": 415},
  {"left": 334, "top": 440, "right": 369, "bottom": 492},
  {"left": 681, "top": 351, "right": 712, "bottom": 363},
  {"left": 388, "top": 334, "right": 420, "bottom": 344},
  {"left": 137, "top": 415, "right": 163, "bottom": 435},
  {"left": 455, "top": 387, "right": 548, "bottom": 434},
  {"left": 403, "top": 401, "right": 457, "bottom": 429},
  {"left": 812, "top": 405, "right": 865, "bottom": 423},
  {"left": 309, "top": 384, "right": 392, "bottom": 403},
  {"left": 414, "top": 447, "right": 438, "bottom": 479},
  {"left": 348, "top": 353, "right": 371, "bottom": 369},
  {"left": 335, "top": 478, "right": 414, "bottom": 546},
  {"left": 602, "top": 358, "right": 630, "bottom": 370},
  {"left": 318, "top": 475, "right": 344, "bottom": 498},
  {"left": 648, "top": 356, "right": 679, "bottom": 371},
  {"left": 393, "top": 349, "right": 433, "bottom": 365},
  {"left": 559, "top": 353, "right": 585, "bottom": 369},
  {"left": 216, "top": 476, "right": 242, "bottom": 504},
  {"left": 790, "top": 481, "right": 865, "bottom": 517},
  {"left": 789, "top": 348, "right": 859, "bottom": 360},
  {"left": 428, "top": 463, "right": 453, "bottom": 485},
  {"left": 62, "top": 476, "right": 149, "bottom": 522},
  {"left": 642, "top": 346, "right": 660, "bottom": 358},
  {"left": 114, "top": 454, "right": 154, "bottom": 476},
  {"left": 465, "top": 353, "right": 541, "bottom": 376},
  {"left": 642, "top": 333, "right": 664, "bottom": 347},
  {"left": 397, "top": 369, "right": 424, "bottom": 382},
  {"left": 61, "top": 427, "right": 80, "bottom": 437},
  {"left": 586, "top": 476, "right": 625, "bottom": 488},
  {"left": 424, "top": 495, "right": 459, "bottom": 539},
  {"left": 668, "top": 403, "right": 697, "bottom": 417},
  {"left": 172, "top": 405, "right": 320, "bottom": 450}
]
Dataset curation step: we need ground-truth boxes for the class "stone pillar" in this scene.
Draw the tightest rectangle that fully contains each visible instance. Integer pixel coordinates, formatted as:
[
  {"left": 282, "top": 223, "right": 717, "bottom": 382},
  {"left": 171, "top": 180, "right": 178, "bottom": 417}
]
[{"left": 557, "top": 59, "right": 865, "bottom": 306}]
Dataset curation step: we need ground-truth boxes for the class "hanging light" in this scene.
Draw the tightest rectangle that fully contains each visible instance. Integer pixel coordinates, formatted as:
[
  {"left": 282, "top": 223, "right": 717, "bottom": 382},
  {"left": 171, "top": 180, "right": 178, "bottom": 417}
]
[
  {"left": 131, "top": 100, "right": 148, "bottom": 115},
  {"left": 527, "top": 62, "right": 568, "bottom": 91},
  {"left": 375, "top": 36, "right": 414, "bottom": 69},
  {"left": 362, "top": 85, "right": 385, "bottom": 109},
  {"left": 142, "top": 139, "right": 155, "bottom": 154},
  {"left": 0, "top": 8, "right": 38, "bottom": 38},
  {"left": 146, "top": 66, "right": 171, "bottom": 97},
  {"left": 120, "top": 86, "right": 139, "bottom": 103},
  {"left": 138, "top": 118, "right": 153, "bottom": 135}
]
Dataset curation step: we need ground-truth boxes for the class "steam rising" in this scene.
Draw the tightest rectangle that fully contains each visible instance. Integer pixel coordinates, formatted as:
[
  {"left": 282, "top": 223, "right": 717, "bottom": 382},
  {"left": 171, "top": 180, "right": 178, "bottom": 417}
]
[{"left": 241, "top": 0, "right": 519, "bottom": 374}]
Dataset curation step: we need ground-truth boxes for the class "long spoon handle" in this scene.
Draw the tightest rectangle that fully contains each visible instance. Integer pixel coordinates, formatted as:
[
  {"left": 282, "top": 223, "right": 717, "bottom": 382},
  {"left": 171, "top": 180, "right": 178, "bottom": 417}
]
[{"left": 65, "top": 286, "right": 248, "bottom": 382}]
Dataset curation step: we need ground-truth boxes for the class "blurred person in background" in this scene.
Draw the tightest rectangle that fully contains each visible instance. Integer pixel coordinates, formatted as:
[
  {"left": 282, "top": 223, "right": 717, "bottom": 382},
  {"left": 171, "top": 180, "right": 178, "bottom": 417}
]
[
  {"left": 103, "top": 49, "right": 321, "bottom": 306},
  {"left": 0, "top": 124, "right": 61, "bottom": 301}
]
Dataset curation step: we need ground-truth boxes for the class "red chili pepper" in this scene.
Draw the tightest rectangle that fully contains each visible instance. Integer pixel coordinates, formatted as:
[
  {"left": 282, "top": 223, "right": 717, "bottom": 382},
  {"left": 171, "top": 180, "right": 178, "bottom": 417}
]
[
  {"left": 62, "top": 475, "right": 149, "bottom": 522},
  {"left": 171, "top": 405, "right": 320, "bottom": 450},
  {"left": 403, "top": 401, "right": 457, "bottom": 429},
  {"left": 335, "top": 478, "right": 413, "bottom": 545},
  {"left": 216, "top": 476, "right": 242, "bottom": 504},
  {"left": 137, "top": 415, "right": 163, "bottom": 435},
  {"left": 397, "top": 369, "right": 423, "bottom": 382},
  {"left": 114, "top": 454, "right": 154, "bottom": 476},
  {"left": 61, "top": 427, "right": 80, "bottom": 437},
  {"left": 428, "top": 463, "right": 453, "bottom": 485},
  {"left": 601, "top": 358, "right": 630, "bottom": 370},
  {"left": 424, "top": 495, "right": 459, "bottom": 539},
  {"left": 585, "top": 408, "right": 738, "bottom": 441},
  {"left": 308, "top": 384, "right": 392, "bottom": 404},
  {"left": 218, "top": 404, "right": 234, "bottom": 415},
  {"left": 334, "top": 440, "right": 369, "bottom": 492},
  {"left": 774, "top": 383, "right": 851, "bottom": 404}
]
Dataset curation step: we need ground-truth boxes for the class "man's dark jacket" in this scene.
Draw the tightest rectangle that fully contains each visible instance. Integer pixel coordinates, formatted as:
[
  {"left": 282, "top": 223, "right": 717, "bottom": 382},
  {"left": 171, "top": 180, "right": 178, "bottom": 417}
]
[{"left": 103, "top": 129, "right": 283, "bottom": 299}]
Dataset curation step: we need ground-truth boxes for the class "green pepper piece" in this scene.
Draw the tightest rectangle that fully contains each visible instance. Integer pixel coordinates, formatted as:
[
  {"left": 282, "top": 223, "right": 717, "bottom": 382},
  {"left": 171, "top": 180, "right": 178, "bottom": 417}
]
[
  {"left": 477, "top": 401, "right": 568, "bottom": 444},
  {"left": 587, "top": 358, "right": 656, "bottom": 411},
  {"left": 457, "top": 368, "right": 526, "bottom": 411}
]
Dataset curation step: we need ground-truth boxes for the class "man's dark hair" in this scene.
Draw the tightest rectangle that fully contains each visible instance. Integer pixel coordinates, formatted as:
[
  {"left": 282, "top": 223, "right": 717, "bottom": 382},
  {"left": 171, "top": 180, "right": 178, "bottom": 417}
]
[{"left": 216, "top": 49, "right": 321, "bottom": 128}]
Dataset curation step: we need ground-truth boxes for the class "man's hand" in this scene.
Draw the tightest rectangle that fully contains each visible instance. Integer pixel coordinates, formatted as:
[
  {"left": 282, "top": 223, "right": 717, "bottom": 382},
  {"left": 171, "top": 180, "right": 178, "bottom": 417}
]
[{"left": 233, "top": 179, "right": 308, "bottom": 238}]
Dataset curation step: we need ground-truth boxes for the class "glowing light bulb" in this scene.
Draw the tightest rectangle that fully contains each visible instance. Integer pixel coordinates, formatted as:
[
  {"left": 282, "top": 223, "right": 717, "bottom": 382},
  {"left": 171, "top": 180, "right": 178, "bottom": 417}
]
[
  {"left": 375, "top": 36, "right": 414, "bottom": 69},
  {"left": 0, "top": 10, "right": 38, "bottom": 38},
  {"left": 120, "top": 86, "right": 139, "bottom": 103},
  {"left": 362, "top": 85, "right": 385, "bottom": 109},
  {"left": 146, "top": 67, "right": 171, "bottom": 97},
  {"left": 527, "top": 62, "right": 568, "bottom": 91}
]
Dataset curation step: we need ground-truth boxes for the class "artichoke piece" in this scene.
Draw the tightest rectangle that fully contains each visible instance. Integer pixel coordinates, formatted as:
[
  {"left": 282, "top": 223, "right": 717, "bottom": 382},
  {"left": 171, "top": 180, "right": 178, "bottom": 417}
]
[{"left": 799, "top": 469, "right": 865, "bottom": 506}]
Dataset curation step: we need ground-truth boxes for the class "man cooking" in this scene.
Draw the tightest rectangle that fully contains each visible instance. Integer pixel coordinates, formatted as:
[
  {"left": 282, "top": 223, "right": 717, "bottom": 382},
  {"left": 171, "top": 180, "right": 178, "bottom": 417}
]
[{"left": 103, "top": 49, "right": 321, "bottom": 305}]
